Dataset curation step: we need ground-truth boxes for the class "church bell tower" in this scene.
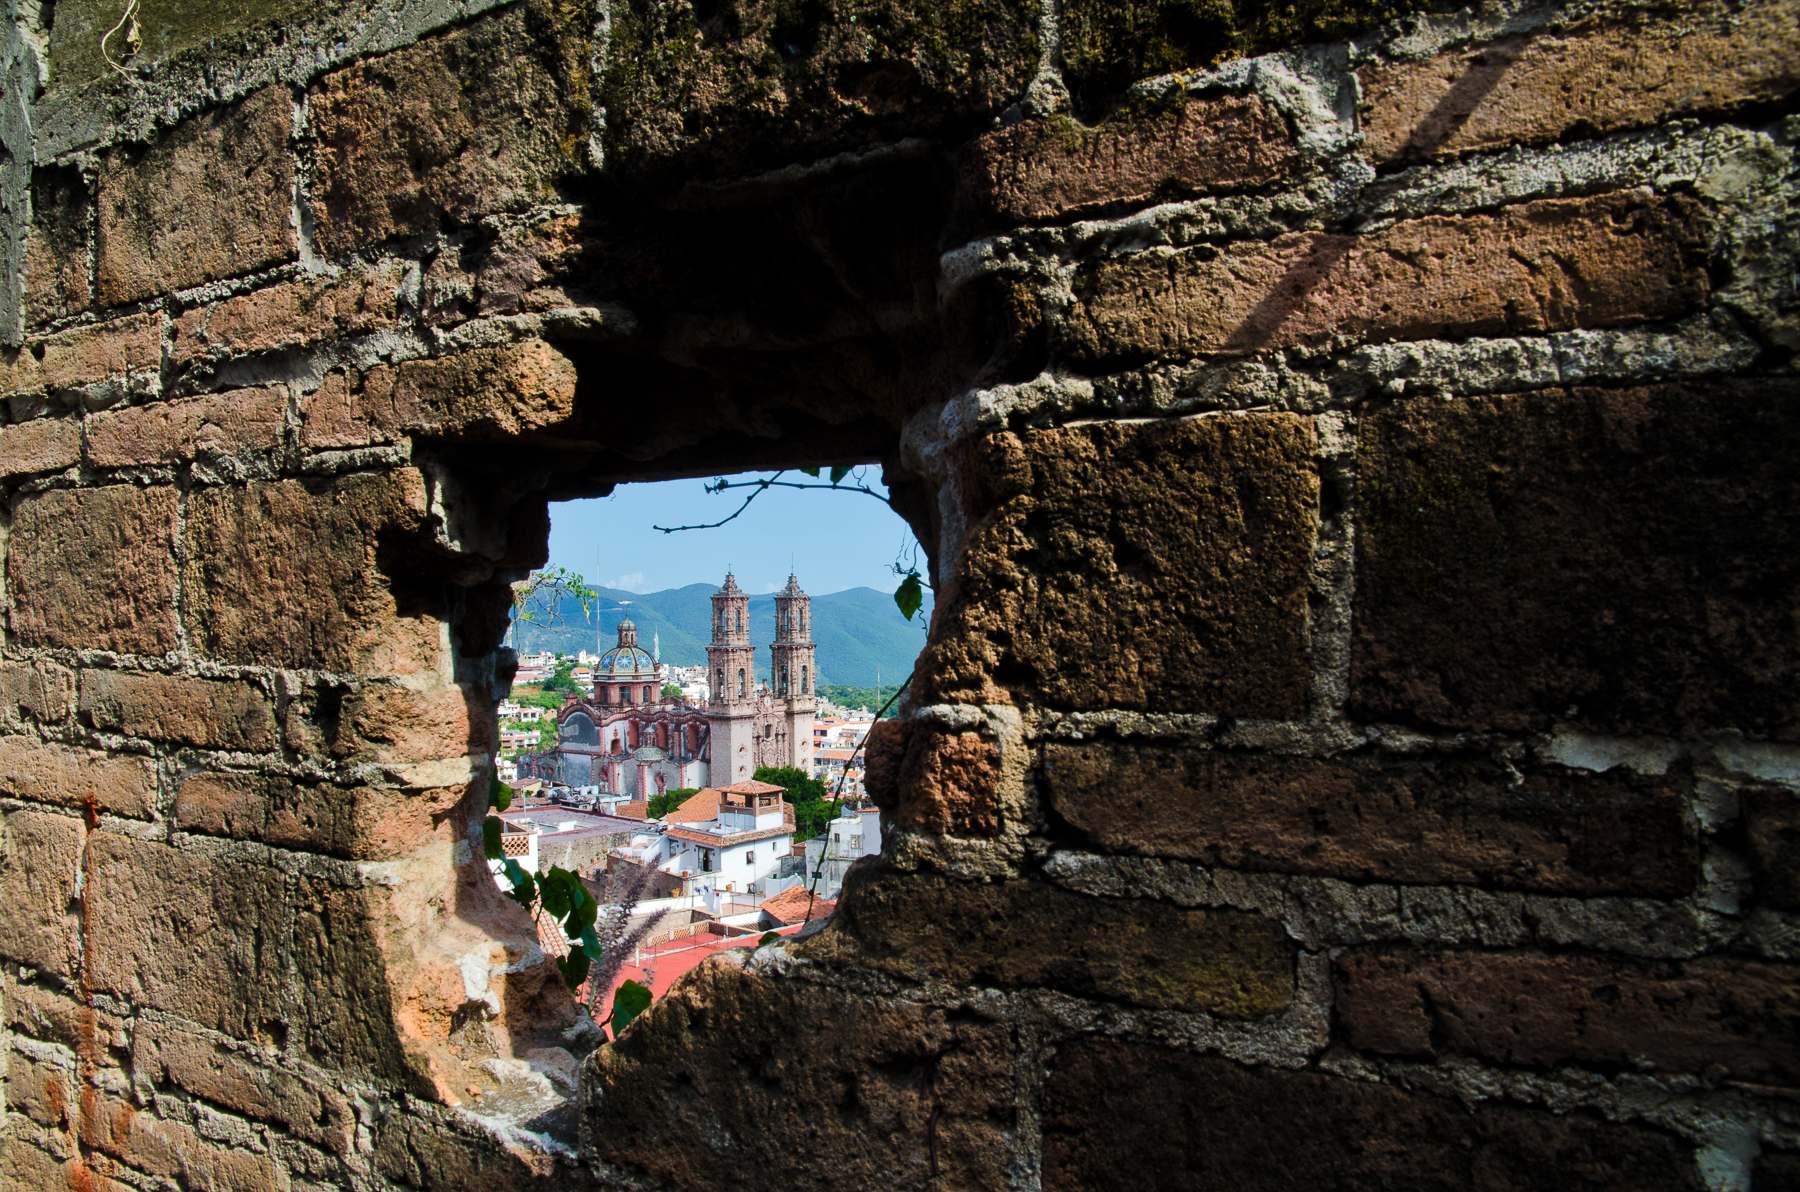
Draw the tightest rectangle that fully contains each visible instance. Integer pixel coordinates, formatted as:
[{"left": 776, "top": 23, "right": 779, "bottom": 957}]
[
  {"left": 705, "top": 572, "right": 758, "bottom": 784},
  {"left": 770, "top": 573, "right": 817, "bottom": 774}
]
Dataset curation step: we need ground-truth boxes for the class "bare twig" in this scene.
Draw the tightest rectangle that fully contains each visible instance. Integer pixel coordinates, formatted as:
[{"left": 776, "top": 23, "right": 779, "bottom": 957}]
[
  {"left": 652, "top": 470, "right": 892, "bottom": 534},
  {"left": 800, "top": 668, "right": 912, "bottom": 927}
]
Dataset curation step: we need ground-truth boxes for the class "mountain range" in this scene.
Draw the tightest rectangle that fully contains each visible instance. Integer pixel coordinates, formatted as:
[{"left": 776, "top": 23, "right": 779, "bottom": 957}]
[{"left": 508, "top": 583, "right": 934, "bottom": 688}]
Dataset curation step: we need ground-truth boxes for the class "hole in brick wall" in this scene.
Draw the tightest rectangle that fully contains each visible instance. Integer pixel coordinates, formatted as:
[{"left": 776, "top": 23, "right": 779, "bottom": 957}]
[{"left": 487, "top": 466, "right": 930, "bottom": 1027}]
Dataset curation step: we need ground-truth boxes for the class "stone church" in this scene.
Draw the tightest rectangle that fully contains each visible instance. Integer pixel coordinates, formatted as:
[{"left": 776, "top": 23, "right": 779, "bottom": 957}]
[{"left": 522, "top": 571, "right": 817, "bottom": 797}]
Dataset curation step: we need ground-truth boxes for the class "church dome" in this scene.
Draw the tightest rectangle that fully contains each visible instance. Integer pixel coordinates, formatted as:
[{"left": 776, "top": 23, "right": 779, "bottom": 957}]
[{"left": 598, "top": 619, "right": 656, "bottom": 677}]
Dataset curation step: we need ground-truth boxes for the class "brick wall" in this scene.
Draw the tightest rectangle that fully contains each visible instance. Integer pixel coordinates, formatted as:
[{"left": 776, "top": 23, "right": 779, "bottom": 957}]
[{"left": 0, "top": 0, "right": 1794, "bottom": 1188}]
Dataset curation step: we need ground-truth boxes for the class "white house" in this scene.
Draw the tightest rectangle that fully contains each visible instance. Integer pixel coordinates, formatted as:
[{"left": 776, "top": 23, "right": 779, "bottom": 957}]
[
  {"left": 803, "top": 802, "right": 881, "bottom": 899},
  {"left": 608, "top": 780, "right": 795, "bottom": 899}
]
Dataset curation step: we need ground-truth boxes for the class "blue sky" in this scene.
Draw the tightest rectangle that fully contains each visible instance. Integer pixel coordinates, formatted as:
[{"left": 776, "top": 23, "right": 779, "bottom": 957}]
[{"left": 545, "top": 467, "right": 926, "bottom": 595}]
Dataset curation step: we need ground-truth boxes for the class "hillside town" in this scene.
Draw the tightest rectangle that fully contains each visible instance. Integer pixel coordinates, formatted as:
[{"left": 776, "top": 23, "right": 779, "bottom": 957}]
[{"left": 487, "top": 571, "right": 886, "bottom": 1017}]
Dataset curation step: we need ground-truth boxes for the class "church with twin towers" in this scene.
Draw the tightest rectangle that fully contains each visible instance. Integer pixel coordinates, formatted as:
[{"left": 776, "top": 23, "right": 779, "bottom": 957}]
[{"left": 521, "top": 571, "right": 817, "bottom": 798}]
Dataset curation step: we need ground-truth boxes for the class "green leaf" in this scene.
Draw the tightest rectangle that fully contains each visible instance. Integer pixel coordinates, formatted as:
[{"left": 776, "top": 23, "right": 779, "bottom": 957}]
[
  {"left": 758, "top": 931, "right": 781, "bottom": 946},
  {"left": 502, "top": 860, "right": 537, "bottom": 907},
  {"left": 612, "top": 979, "right": 653, "bottom": 1036},
  {"left": 558, "top": 950, "right": 591, "bottom": 990},
  {"left": 490, "top": 779, "right": 513, "bottom": 812},
  {"left": 539, "top": 868, "right": 574, "bottom": 919},
  {"left": 829, "top": 465, "right": 851, "bottom": 484},
  {"left": 579, "top": 924, "right": 603, "bottom": 960},
  {"left": 482, "top": 816, "right": 504, "bottom": 861},
  {"left": 799, "top": 467, "right": 820, "bottom": 477},
  {"left": 894, "top": 571, "right": 924, "bottom": 622}
]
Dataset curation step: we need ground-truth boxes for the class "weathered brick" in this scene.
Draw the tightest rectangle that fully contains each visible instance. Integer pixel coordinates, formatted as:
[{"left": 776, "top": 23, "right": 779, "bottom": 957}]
[
  {"left": 297, "top": 371, "right": 381, "bottom": 449},
  {"left": 890, "top": 728, "right": 1000, "bottom": 836},
  {"left": 1043, "top": 1039, "right": 1701, "bottom": 1191},
  {"left": 0, "top": 737, "right": 155, "bottom": 817},
  {"left": 589, "top": 960, "right": 1018, "bottom": 1192},
  {"left": 917, "top": 416, "right": 1316, "bottom": 713},
  {"left": 1746, "top": 787, "right": 1800, "bottom": 912},
  {"left": 0, "top": 1136, "right": 75, "bottom": 1190},
  {"left": 83, "top": 832, "right": 410, "bottom": 1077},
  {"left": 1334, "top": 950, "right": 1800, "bottom": 1086},
  {"left": 133, "top": 1019, "right": 355, "bottom": 1153},
  {"left": 4, "top": 974, "right": 128, "bottom": 1060},
  {"left": 0, "top": 416, "right": 81, "bottom": 479},
  {"left": 964, "top": 95, "right": 1297, "bottom": 225},
  {"left": 6, "top": 485, "right": 180, "bottom": 656},
  {"left": 309, "top": 8, "right": 588, "bottom": 255},
  {"left": 175, "top": 770, "right": 462, "bottom": 860},
  {"left": 336, "top": 685, "right": 494, "bottom": 764},
  {"left": 182, "top": 471, "right": 439, "bottom": 673},
  {"left": 81, "top": 1088, "right": 288, "bottom": 1192},
  {"left": 171, "top": 259, "right": 406, "bottom": 364},
  {"left": 87, "top": 385, "right": 287, "bottom": 467},
  {"left": 79, "top": 670, "right": 277, "bottom": 752},
  {"left": 1063, "top": 193, "right": 1708, "bottom": 364},
  {"left": 0, "top": 312, "right": 161, "bottom": 399},
  {"left": 1352, "top": 380, "right": 1800, "bottom": 736},
  {"left": 801, "top": 867, "right": 1293, "bottom": 1017},
  {"left": 356, "top": 340, "right": 580, "bottom": 440},
  {"left": 1041, "top": 742, "right": 1699, "bottom": 896},
  {"left": 96, "top": 85, "right": 295, "bottom": 305},
  {"left": 600, "top": 0, "right": 1037, "bottom": 185},
  {"left": 0, "top": 659, "right": 76, "bottom": 727},
  {"left": 0, "top": 810, "right": 84, "bottom": 978},
  {"left": 1360, "top": 0, "right": 1800, "bottom": 165},
  {"left": 24, "top": 164, "right": 92, "bottom": 326},
  {"left": 8, "top": 1049, "right": 76, "bottom": 1128}
]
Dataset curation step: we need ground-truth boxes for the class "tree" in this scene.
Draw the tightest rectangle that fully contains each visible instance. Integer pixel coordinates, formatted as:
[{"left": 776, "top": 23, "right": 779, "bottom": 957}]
[
  {"left": 647, "top": 788, "right": 697, "bottom": 819},
  {"left": 543, "top": 659, "right": 583, "bottom": 697},
  {"left": 662, "top": 684, "right": 683, "bottom": 701},
  {"left": 753, "top": 766, "right": 833, "bottom": 841}
]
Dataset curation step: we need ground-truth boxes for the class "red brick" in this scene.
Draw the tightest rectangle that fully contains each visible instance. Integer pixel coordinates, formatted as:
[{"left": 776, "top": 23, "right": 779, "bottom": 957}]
[
  {"left": 1352, "top": 380, "right": 1800, "bottom": 736},
  {"left": 356, "top": 340, "right": 580, "bottom": 440},
  {"left": 0, "top": 658, "right": 76, "bottom": 727},
  {"left": 1040, "top": 742, "right": 1699, "bottom": 896},
  {"left": 86, "top": 386, "right": 287, "bottom": 467},
  {"left": 1745, "top": 787, "right": 1800, "bottom": 912},
  {"left": 308, "top": 8, "right": 588, "bottom": 255},
  {"left": 78, "top": 670, "right": 277, "bottom": 752},
  {"left": 964, "top": 95, "right": 1297, "bottom": 224},
  {"left": 1335, "top": 950, "right": 1800, "bottom": 1086},
  {"left": 6, "top": 485, "right": 180, "bottom": 656},
  {"left": 82, "top": 832, "right": 411, "bottom": 1076},
  {"left": 892, "top": 729, "right": 1000, "bottom": 836},
  {"left": 81, "top": 1088, "right": 288, "bottom": 1192},
  {"left": 0, "top": 810, "right": 84, "bottom": 979},
  {"left": 96, "top": 85, "right": 295, "bottom": 305},
  {"left": 0, "top": 416, "right": 81, "bottom": 479},
  {"left": 801, "top": 868, "right": 1293, "bottom": 1017},
  {"left": 174, "top": 770, "right": 460, "bottom": 860},
  {"left": 182, "top": 471, "right": 439, "bottom": 673},
  {"left": 25, "top": 164, "right": 92, "bottom": 327},
  {"left": 133, "top": 1019, "right": 355, "bottom": 1153},
  {"left": 588, "top": 960, "right": 1018, "bottom": 1192},
  {"left": 1360, "top": 0, "right": 1800, "bottom": 165},
  {"left": 862, "top": 717, "right": 910, "bottom": 813},
  {"left": 336, "top": 685, "right": 495, "bottom": 764},
  {"left": 916, "top": 417, "right": 1317, "bottom": 713},
  {"left": 171, "top": 259, "right": 406, "bottom": 364},
  {"left": 3, "top": 975, "right": 128, "bottom": 1059},
  {"left": 0, "top": 312, "right": 161, "bottom": 398},
  {"left": 8, "top": 1050, "right": 76, "bottom": 1128},
  {"left": 0, "top": 737, "right": 155, "bottom": 817},
  {"left": 1063, "top": 193, "right": 1708, "bottom": 364},
  {"left": 1043, "top": 1038, "right": 1700, "bottom": 1191},
  {"left": 297, "top": 371, "right": 382, "bottom": 448}
]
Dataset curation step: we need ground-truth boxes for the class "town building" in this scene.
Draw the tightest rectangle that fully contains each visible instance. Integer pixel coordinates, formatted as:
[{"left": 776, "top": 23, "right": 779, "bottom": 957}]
[
  {"left": 802, "top": 801, "right": 882, "bottom": 899},
  {"left": 518, "top": 571, "right": 818, "bottom": 798},
  {"left": 605, "top": 780, "right": 797, "bottom": 899}
]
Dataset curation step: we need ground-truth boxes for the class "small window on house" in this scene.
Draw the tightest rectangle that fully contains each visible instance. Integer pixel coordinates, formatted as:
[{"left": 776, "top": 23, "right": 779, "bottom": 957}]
[
  {"left": 764, "top": 724, "right": 771, "bottom": 738},
  {"left": 746, "top": 851, "right": 754, "bottom": 866}
]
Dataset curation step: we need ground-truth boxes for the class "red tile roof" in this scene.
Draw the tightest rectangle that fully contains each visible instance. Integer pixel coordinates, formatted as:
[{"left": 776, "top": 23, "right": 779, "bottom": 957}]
[
  {"left": 616, "top": 800, "right": 647, "bottom": 819},
  {"left": 666, "top": 789, "right": 721, "bottom": 823},
  {"left": 666, "top": 824, "right": 793, "bottom": 847},
  {"left": 759, "top": 885, "right": 836, "bottom": 926},
  {"left": 719, "top": 779, "right": 786, "bottom": 796}
]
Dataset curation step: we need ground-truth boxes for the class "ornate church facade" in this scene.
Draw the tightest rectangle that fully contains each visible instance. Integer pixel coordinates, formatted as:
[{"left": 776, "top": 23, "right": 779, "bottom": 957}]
[{"left": 520, "top": 572, "right": 817, "bottom": 798}]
